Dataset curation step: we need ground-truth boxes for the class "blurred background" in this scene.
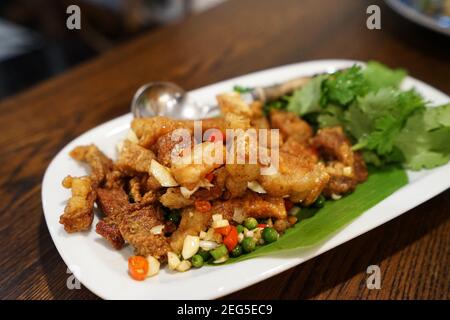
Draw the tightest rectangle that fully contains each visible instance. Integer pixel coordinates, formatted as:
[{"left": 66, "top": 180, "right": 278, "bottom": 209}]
[
  {"left": 0, "top": 0, "right": 448, "bottom": 100},
  {"left": 0, "top": 0, "right": 227, "bottom": 99}
]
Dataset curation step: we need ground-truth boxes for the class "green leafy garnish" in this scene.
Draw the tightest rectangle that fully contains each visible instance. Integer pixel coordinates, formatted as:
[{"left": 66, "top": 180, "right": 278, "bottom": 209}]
[
  {"left": 363, "top": 61, "right": 406, "bottom": 91},
  {"left": 233, "top": 85, "right": 253, "bottom": 93},
  {"left": 322, "top": 65, "right": 367, "bottom": 106},
  {"left": 279, "top": 60, "right": 450, "bottom": 170}
]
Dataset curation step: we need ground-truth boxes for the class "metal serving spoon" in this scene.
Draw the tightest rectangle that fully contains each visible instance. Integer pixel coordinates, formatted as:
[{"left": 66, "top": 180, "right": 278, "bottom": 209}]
[
  {"left": 130, "top": 68, "right": 344, "bottom": 119},
  {"left": 130, "top": 76, "right": 313, "bottom": 119}
]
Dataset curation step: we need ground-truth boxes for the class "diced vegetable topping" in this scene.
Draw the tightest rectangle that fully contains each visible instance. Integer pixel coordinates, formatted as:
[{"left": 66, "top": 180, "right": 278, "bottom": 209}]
[
  {"left": 191, "top": 254, "right": 204, "bottom": 268},
  {"left": 242, "top": 237, "right": 256, "bottom": 253},
  {"left": 128, "top": 256, "right": 149, "bottom": 281},
  {"left": 146, "top": 256, "right": 160, "bottom": 277},
  {"left": 230, "top": 244, "right": 243, "bottom": 257},
  {"left": 262, "top": 227, "right": 279, "bottom": 243},
  {"left": 210, "top": 244, "right": 228, "bottom": 260},
  {"left": 182, "top": 235, "right": 200, "bottom": 259},
  {"left": 223, "top": 226, "right": 239, "bottom": 251},
  {"left": 176, "top": 260, "right": 192, "bottom": 272},
  {"left": 197, "top": 248, "right": 212, "bottom": 262},
  {"left": 168, "top": 252, "right": 181, "bottom": 270},
  {"left": 215, "top": 225, "right": 231, "bottom": 236},
  {"left": 243, "top": 217, "right": 258, "bottom": 230}
]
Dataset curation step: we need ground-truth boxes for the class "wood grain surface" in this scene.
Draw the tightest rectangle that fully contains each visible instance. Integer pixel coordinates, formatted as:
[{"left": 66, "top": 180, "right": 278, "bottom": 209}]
[{"left": 0, "top": 0, "right": 448, "bottom": 300}]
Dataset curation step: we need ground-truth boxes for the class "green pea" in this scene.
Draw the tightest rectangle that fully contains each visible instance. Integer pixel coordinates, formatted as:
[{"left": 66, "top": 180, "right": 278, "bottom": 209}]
[
  {"left": 210, "top": 244, "right": 228, "bottom": 260},
  {"left": 243, "top": 217, "right": 258, "bottom": 230},
  {"left": 314, "top": 194, "right": 326, "bottom": 208},
  {"left": 236, "top": 225, "right": 245, "bottom": 234},
  {"left": 165, "top": 210, "right": 181, "bottom": 224},
  {"left": 242, "top": 237, "right": 256, "bottom": 253},
  {"left": 262, "top": 227, "right": 279, "bottom": 243},
  {"left": 191, "top": 254, "right": 204, "bottom": 268},
  {"left": 230, "top": 244, "right": 243, "bottom": 257},
  {"left": 197, "top": 249, "right": 211, "bottom": 262}
]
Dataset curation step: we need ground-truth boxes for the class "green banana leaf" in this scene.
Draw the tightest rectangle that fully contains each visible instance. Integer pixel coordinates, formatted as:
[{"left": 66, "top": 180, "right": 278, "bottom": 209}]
[{"left": 226, "top": 165, "right": 408, "bottom": 263}]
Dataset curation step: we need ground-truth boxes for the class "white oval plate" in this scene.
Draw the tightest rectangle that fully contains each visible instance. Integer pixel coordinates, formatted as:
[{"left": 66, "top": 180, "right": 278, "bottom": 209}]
[{"left": 42, "top": 60, "right": 450, "bottom": 300}]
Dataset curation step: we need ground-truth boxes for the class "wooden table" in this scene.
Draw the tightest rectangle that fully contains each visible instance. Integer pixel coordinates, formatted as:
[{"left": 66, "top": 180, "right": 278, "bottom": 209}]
[{"left": 0, "top": 0, "right": 448, "bottom": 300}]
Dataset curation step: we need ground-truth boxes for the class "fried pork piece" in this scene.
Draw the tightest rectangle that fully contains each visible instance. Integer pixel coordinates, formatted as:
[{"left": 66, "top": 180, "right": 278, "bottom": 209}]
[
  {"left": 95, "top": 187, "right": 135, "bottom": 249},
  {"left": 116, "top": 140, "right": 155, "bottom": 173},
  {"left": 170, "top": 207, "right": 212, "bottom": 253},
  {"left": 119, "top": 207, "right": 170, "bottom": 259},
  {"left": 217, "top": 93, "right": 252, "bottom": 117},
  {"left": 96, "top": 187, "right": 135, "bottom": 222},
  {"left": 191, "top": 167, "right": 227, "bottom": 201},
  {"left": 70, "top": 145, "right": 114, "bottom": 185},
  {"left": 96, "top": 218, "right": 125, "bottom": 250},
  {"left": 249, "top": 101, "right": 270, "bottom": 129},
  {"left": 131, "top": 117, "right": 225, "bottom": 148},
  {"left": 160, "top": 188, "right": 194, "bottom": 209},
  {"left": 152, "top": 130, "right": 193, "bottom": 167},
  {"left": 312, "top": 127, "right": 368, "bottom": 196},
  {"left": 225, "top": 163, "right": 260, "bottom": 198},
  {"left": 59, "top": 175, "right": 96, "bottom": 233},
  {"left": 257, "top": 151, "right": 329, "bottom": 205},
  {"left": 280, "top": 137, "right": 319, "bottom": 166},
  {"left": 128, "top": 177, "right": 158, "bottom": 205},
  {"left": 171, "top": 141, "right": 225, "bottom": 188},
  {"left": 212, "top": 191, "right": 287, "bottom": 221},
  {"left": 270, "top": 110, "right": 313, "bottom": 143}
]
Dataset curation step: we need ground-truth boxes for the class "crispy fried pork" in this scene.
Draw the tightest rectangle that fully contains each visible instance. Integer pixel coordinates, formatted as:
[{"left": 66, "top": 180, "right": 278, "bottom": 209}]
[
  {"left": 59, "top": 175, "right": 96, "bottom": 233},
  {"left": 270, "top": 110, "right": 313, "bottom": 143},
  {"left": 116, "top": 140, "right": 155, "bottom": 173},
  {"left": 170, "top": 207, "right": 212, "bottom": 253},
  {"left": 212, "top": 191, "right": 287, "bottom": 221},
  {"left": 96, "top": 218, "right": 125, "bottom": 250},
  {"left": 61, "top": 89, "right": 369, "bottom": 266},
  {"left": 312, "top": 127, "right": 368, "bottom": 196},
  {"left": 119, "top": 207, "right": 170, "bottom": 259},
  {"left": 70, "top": 145, "right": 114, "bottom": 185}
]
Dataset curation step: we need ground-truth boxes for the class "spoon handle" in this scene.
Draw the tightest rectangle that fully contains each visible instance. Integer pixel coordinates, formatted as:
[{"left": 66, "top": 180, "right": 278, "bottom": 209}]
[{"left": 252, "top": 75, "right": 312, "bottom": 103}]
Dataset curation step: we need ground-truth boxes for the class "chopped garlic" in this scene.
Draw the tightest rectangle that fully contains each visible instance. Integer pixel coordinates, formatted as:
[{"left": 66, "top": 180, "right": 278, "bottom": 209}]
[
  {"left": 167, "top": 252, "right": 181, "bottom": 270},
  {"left": 213, "top": 255, "right": 228, "bottom": 264},
  {"left": 150, "top": 224, "right": 164, "bottom": 235},
  {"left": 331, "top": 193, "right": 342, "bottom": 200},
  {"left": 150, "top": 159, "right": 178, "bottom": 187},
  {"left": 199, "top": 231, "right": 207, "bottom": 240},
  {"left": 199, "top": 240, "right": 218, "bottom": 251},
  {"left": 204, "top": 228, "right": 222, "bottom": 242},
  {"left": 245, "top": 230, "right": 254, "bottom": 238},
  {"left": 126, "top": 129, "right": 139, "bottom": 144},
  {"left": 212, "top": 219, "right": 229, "bottom": 229},
  {"left": 247, "top": 181, "right": 267, "bottom": 193},
  {"left": 146, "top": 256, "right": 160, "bottom": 277},
  {"left": 212, "top": 214, "right": 223, "bottom": 222},
  {"left": 253, "top": 228, "right": 263, "bottom": 241},
  {"left": 116, "top": 141, "right": 124, "bottom": 153},
  {"left": 182, "top": 235, "right": 200, "bottom": 259},
  {"left": 180, "top": 179, "right": 214, "bottom": 199},
  {"left": 180, "top": 186, "right": 198, "bottom": 199},
  {"left": 176, "top": 260, "right": 192, "bottom": 272}
]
